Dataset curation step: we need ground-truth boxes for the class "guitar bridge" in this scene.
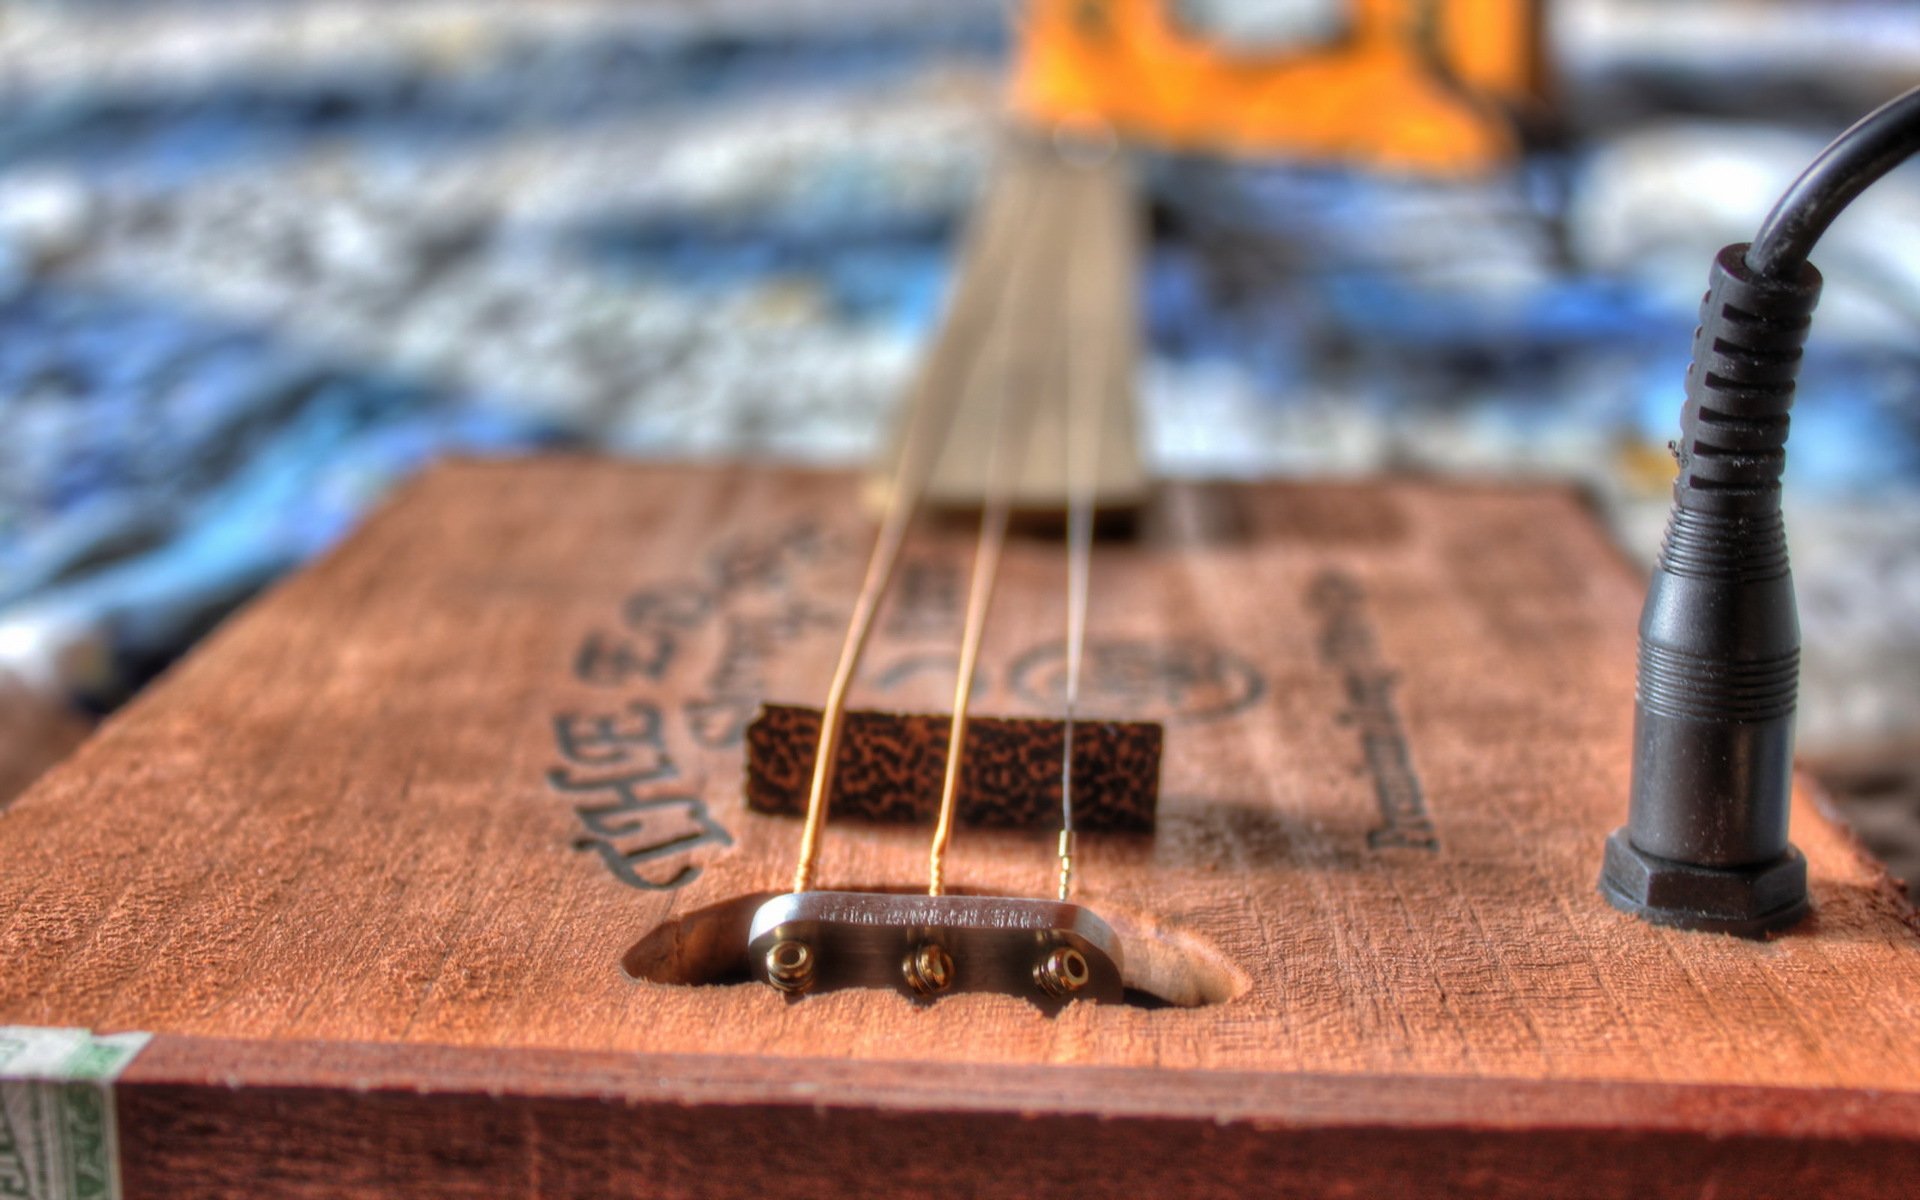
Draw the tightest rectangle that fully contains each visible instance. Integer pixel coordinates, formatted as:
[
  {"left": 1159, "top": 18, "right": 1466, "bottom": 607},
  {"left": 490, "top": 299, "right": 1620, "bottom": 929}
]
[{"left": 747, "top": 891, "right": 1124, "bottom": 1008}]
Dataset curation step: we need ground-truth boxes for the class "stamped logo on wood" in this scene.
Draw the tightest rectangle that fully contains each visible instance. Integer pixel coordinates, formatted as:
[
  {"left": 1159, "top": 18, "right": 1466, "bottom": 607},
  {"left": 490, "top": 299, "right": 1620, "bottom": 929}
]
[
  {"left": 1310, "top": 570, "right": 1438, "bottom": 852},
  {"left": 545, "top": 520, "right": 845, "bottom": 890}
]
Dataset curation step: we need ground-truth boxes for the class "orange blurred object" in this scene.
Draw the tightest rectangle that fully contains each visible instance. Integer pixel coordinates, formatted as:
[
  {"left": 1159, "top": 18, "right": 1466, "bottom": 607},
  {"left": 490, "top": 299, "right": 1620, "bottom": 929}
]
[{"left": 1012, "top": 0, "right": 1540, "bottom": 174}]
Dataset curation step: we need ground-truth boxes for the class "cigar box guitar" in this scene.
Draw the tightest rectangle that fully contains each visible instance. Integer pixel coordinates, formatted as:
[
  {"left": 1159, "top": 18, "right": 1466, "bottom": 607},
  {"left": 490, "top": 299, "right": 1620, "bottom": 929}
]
[{"left": 2, "top": 140, "right": 1919, "bottom": 1200}]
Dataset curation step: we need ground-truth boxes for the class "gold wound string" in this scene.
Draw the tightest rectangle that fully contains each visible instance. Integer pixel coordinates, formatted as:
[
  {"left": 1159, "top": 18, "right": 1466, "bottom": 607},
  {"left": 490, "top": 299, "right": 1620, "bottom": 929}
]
[
  {"left": 923, "top": 171, "right": 1062, "bottom": 898},
  {"left": 789, "top": 436, "right": 926, "bottom": 894},
  {"left": 790, "top": 162, "right": 1037, "bottom": 895},
  {"left": 923, "top": 272, "right": 1041, "bottom": 896},
  {"left": 925, "top": 447, "right": 1016, "bottom": 897}
]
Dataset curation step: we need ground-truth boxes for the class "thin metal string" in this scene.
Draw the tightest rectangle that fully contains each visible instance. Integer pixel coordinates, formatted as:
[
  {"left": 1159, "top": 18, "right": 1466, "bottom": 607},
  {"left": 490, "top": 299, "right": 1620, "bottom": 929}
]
[{"left": 1056, "top": 156, "right": 1110, "bottom": 902}]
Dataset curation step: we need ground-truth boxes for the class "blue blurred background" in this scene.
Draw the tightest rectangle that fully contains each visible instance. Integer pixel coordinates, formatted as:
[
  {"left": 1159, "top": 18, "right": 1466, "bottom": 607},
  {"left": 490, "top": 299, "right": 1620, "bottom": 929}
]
[{"left": 2, "top": 1, "right": 1918, "bottom": 865}]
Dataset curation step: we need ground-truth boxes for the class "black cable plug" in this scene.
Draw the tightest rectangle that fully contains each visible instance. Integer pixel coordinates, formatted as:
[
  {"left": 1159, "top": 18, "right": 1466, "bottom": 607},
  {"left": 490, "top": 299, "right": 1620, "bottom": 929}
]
[
  {"left": 1601, "top": 83, "right": 1920, "bottom": 937},
  {"left": 1600, "top": 244, "right": 1818, "bottom": 936}
]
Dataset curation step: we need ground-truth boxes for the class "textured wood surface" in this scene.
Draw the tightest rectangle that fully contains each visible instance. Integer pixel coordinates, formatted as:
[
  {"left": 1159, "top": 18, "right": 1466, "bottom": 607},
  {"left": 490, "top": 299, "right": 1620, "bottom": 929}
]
[{"left": 3, "top": 459, "right": 1919, "bottom": 1194}]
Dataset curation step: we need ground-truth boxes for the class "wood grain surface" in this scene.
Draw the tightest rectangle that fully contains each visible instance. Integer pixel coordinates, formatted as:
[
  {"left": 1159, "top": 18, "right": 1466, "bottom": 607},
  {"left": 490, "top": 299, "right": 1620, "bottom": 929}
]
[
  {"left": 3, "top": 459, "right": 1918, "bottom": 1195},
  {"left": 112, "top": 1036, "right": 1920, "bottom": 1199}
]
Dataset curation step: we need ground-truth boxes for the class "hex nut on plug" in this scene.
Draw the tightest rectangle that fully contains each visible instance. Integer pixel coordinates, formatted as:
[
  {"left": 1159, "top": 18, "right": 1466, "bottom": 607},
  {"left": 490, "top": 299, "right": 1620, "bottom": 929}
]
[{"left": 1600, "top": 829, "right": 1809, "bottom": 938}]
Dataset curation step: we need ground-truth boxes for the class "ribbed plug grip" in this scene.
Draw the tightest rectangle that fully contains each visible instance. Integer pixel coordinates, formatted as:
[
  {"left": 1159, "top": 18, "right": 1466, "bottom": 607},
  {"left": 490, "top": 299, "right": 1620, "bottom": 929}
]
[{"left": 1671, "top": 244, "right": 1821, "bottom": 515}]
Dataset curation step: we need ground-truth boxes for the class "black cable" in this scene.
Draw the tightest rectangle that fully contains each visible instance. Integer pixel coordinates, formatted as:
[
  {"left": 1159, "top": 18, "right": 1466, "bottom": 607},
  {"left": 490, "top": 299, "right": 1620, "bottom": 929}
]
[
  {"left": 1746, "top": 83, "right": 1920, "bottom": 278},
  {"left": 1602, "top": 84, "right": 1920, "bottom": 938}
]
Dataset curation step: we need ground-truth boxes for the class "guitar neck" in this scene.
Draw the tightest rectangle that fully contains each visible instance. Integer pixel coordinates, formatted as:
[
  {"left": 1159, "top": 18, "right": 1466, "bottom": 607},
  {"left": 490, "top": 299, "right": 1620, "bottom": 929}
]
[{"left": 870, "top": 135, "right": 1148, "bottom": 515}]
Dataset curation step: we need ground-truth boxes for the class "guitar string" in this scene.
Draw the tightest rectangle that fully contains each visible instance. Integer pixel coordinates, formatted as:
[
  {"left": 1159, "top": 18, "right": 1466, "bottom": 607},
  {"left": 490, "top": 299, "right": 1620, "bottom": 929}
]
[
  {"left": 1056, "top": 150, "right": 1112, "bottom": 902},
  {"left": 924, "top": 402, "right": 1018, "bottom": 898},
  {"left": 789, "top": 161, "right": 1038, "bottom": 894},
  {"left": 923, "top": 163, "right": 1059, "bottom": 898},
  {"left": 791, "top": 143, "right": 1110, "bottom": 901}
]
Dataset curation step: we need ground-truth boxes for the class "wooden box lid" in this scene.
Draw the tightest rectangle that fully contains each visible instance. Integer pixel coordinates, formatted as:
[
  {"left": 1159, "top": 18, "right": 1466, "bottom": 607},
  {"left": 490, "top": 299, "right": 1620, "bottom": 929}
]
[{"left": 3, "top": 459, "right": 1917, "bottom": 1197}]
